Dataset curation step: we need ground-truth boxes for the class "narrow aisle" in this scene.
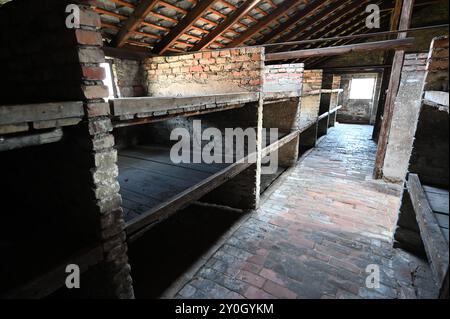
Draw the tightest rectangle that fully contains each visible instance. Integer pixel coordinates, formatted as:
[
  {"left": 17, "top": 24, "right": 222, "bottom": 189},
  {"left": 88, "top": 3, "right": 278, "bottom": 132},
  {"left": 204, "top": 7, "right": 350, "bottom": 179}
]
[{"left": 175, "top": 124, "right": 437, "bottom": 299}]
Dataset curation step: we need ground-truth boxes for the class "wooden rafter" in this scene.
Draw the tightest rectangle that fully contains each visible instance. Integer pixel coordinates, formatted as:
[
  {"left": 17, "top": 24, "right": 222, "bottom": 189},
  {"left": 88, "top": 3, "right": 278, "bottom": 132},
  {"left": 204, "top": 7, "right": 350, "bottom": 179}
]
[
  {"left": 152, "top": 0, "right": 217, "bottom": 54},
  {"left": 192, "top": 0, "right": 263, "bottom": 51},
  {"left": 226, "top": 0, "right": 304, "bottom": 47},
  {"left": 306, "top": 10, "right": 390, "bottom": 66},
  {"left": 256, "top": 0, "right": 331, "bottom": 46},
  {"left": 302, "top": 1, "right": 384, "bottom": 51},
  {"left": 269, "top": 0, "right": 370, "bottom": 52},
  {"left": 292, "top": 0, "right": 385, "bottom": 64},
  {"left": 112, "top": 0, "right": 159, "bottom": 47}
]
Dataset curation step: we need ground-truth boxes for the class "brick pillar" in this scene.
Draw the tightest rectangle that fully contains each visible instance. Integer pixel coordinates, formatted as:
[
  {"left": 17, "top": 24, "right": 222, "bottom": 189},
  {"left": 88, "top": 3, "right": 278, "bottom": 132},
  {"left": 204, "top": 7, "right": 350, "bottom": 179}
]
[
  {"left": 72, "top": 1, "right": 134, "bottom": 298},
  {"left": 202, "top": 100, "right": 263, "bottom": 210}
]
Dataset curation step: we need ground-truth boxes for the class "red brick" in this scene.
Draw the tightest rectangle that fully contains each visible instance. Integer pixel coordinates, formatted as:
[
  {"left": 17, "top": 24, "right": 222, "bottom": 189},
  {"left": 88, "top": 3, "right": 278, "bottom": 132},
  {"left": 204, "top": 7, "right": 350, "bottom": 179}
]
[
  {"left": 75, "top": 29, "right": 103, "bottom": 46},
  {"left": 244, "top": 286, "right": 276, "bottom": 299},
  {"left": 246, "top": 254, "right": 266, "bottom": 265},
  {"left": 82, "top": 85, "right": 109, "bottom": 99},
  {"left": 82, "top": 66, "right": 106, "bottom": 80},
  {"left": 85, "top": 102, "right": 110, "bottom": 117},
  {"left": 237, "top": 270, "right": 266, "bottom": 288},
  {"left": 190, "top": 65, "right": 203, "bottom": 72},
  {"left": 259, "top": 268, "right": 286, "bottom": 286},
  {"left": 79, "top": 7, "right": 102, "bottom": 29},
  {"left": 263, "top": 280, "right": 297, "bottom": 299}
]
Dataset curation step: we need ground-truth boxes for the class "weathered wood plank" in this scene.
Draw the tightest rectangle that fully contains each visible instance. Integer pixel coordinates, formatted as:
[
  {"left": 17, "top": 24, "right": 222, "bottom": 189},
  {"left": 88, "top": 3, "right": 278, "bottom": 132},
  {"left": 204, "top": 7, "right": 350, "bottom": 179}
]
[
  {"left": 0, "top": 129, "right": 63, "bottom": 152},
  {"left": 424, "top": 91, "right": 449, "bottom": 107},
  {"left": 0, "top": 123, "right": 29, "bottom": 135},
  {"left": 374, "top": 0, "right": 414, "bottom": 178},
  {"left": 408, "top": 174, "right": 449, "bottom": 286},
  {"left": 118, "top": 154, "right": 210, "bottom": 182},
  {"left": 262, "top": 130, "right": 298, "bottom": 158},
  {"left": 426, "top": 191, "right": 449, "bottom": 215},
  {"left": 265, "top": 38, "right": 415, "bottom": 61},
  {"left": 125, "top": 157, "right": 255, "bottom": 241},
  {"left": 110, "top": 93, "right": 260, "bottom": 116},
  {"left": 0, "top": 102, "right": 84, "bottom": 126},
  {"left": 122, "top": 146, "right": 227, "bottom": 174},
  {"left": 434, "top": 213, "right": 449, "bottom": 230}
]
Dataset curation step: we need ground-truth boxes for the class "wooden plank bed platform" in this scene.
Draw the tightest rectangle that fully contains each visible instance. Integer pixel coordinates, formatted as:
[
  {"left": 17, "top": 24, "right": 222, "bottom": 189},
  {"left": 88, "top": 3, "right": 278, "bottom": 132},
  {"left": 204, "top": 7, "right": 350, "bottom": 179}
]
[
  {"left": 119, "top": 129, "right": 296, "bottom": 240},
  {"left": 423, "top": 185, "right": 449, "bottom": 242},
  {"left": 407, "top": 174, "right": 449, "bottom": 292}
]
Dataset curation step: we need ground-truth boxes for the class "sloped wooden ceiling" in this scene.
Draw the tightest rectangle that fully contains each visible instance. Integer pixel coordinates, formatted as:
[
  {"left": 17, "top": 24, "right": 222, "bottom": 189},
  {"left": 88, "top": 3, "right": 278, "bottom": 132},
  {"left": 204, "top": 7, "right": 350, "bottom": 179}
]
[
  {"left": 96, "top": 0, "right": 443, "bottom": 56},
  {"left": 3, "top": 0, "right": 443, "bottom": 57}
]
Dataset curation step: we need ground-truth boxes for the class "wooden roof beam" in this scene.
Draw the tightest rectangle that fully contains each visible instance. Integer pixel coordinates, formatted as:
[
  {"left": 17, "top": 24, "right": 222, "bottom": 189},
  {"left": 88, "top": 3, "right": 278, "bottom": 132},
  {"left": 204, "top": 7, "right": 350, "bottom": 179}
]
[
  {"left": 226, "top": 0, "right": 304, "bottom": 47},
  {"left": 256, "top": 0, "right": 333, "bottom": 45},
  {"left": 304, "top": 11, "right": 390, "bottom": 66},
  {"left": 112, "top": 0, "right": 159, "bottom": 47},
  {"left": 192, "top": 0, "right": 263, "bottom": 51},
  {"left": 265, "top": 37, "right": 415, "bottom": 61},
  {"left": 152, "top": 0, "right": 217, "bottom": 54},
  {"left": 272, "top": 0, "right": 371, "bottom": 52}
]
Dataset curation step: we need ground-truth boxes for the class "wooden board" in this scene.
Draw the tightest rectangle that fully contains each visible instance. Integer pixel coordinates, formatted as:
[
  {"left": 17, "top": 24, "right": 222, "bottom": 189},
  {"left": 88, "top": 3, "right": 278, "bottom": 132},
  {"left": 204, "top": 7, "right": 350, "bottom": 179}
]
[
  {"left": 0, "top": 129, "right": 63, "bottom": 152},
  {"left": 118, "top": 146, "right": 223, "bottom": 222},
  {"left": 423, "top": 185, "right": 449, "bottom": 241},
  {"left": 408, "top": 174, "right": 449, "bottom": 285},
  {"left": 0, "top": 101, "right": 84, "bottom": 126},
  {"left": 121, "top": 125, "right": 297, "bottom": 238},
  {"left": 110, "top": 93, "right": 260, "bottom": 116}
]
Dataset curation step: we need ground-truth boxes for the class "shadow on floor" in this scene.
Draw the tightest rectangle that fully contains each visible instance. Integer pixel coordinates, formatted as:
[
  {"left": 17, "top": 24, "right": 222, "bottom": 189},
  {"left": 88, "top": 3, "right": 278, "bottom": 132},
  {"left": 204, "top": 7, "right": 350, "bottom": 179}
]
[{"left": 128, "top": 204, "right": 243, "bottom": 299}]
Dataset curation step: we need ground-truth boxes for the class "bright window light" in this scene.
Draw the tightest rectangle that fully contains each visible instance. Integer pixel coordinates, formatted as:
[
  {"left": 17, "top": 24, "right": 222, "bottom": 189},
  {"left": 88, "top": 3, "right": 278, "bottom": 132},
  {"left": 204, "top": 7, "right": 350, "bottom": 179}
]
[
  {"left": 101, "top": 62, "right": 115, "bottom": 100},
  {"left": 349, "top": 78, "right": 376, "bottom": 100}
]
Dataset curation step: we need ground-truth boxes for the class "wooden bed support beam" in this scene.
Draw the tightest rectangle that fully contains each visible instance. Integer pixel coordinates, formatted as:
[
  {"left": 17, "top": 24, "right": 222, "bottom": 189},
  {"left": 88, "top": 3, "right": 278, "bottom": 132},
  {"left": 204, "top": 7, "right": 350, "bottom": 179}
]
[{"left": 265, "top": 38, "right": 415, "bottom": 61}]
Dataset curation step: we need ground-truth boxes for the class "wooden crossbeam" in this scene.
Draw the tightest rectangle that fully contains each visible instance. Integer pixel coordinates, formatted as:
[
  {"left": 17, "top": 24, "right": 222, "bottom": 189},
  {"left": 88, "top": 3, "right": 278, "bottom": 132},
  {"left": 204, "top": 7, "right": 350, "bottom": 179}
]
[
  {"left": 265, "top": 38, "right": 415, "bottom": 61},
  {"left": 192, "top": 0, "right": 263, "bottom": 51},
  {"left": 112, "top": 0, "right": 159, "bottom": 47},
  {"left": 256, "top": 0, "right": 330, "bottom": 45},
  {"left": 226, "top": 0, "right": 303, "bottom": 47}
]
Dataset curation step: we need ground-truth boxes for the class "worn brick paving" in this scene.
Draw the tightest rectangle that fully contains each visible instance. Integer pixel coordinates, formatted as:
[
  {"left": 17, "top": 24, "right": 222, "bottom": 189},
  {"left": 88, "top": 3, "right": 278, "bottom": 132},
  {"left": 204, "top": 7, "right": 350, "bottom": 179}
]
[{"left": 175, "top": 124, "right": 437, "bottom": 299}]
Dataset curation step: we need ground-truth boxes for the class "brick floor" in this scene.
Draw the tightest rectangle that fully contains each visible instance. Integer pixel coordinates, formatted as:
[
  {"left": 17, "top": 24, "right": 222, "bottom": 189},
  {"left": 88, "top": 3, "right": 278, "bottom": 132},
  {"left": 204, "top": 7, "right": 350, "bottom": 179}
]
[{"left": 175, "top": 124, "right": 438, "bottom": 299}]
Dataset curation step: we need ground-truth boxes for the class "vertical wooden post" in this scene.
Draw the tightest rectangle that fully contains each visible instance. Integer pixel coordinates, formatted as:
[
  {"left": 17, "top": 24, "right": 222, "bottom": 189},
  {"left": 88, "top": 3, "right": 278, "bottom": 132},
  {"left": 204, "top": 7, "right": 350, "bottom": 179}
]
[
  {"left": 373, "top": 0, "right": 415, "bottom": 179},
  {"left": 372, "top": 0, "right": 404, "bottom": 141}
]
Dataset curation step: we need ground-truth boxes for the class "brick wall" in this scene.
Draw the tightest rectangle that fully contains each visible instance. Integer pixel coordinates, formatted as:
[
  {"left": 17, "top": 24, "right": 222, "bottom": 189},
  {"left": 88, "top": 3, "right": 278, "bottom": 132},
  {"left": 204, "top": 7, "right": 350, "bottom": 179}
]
[
  {"left": 111, "top": 58, "right": 147, "bottom": 97},
  {"left": 403, "top": 53, "right": 429, "bottom": 73},
  {"left": 263, "top": 63, "right": 304, "bottom": 93},
  {"left": 382, "top": 53, "right": 428, "bottom": 184},
  {"left": 0, "top": 0, "right": 133, "bottom": 298},
  {"left": 143, "top": 47, "right": 265, "bottom": 96},
  {"left": 407, "top": 36, "right": 449, "bottom": 188},
  {"left": 425, "top": 36, "right": 449, "bottom": 91},
  {"left": 337, "top": 73, "right": 382, "bottom": 124},
  {"left": 299, "top": 70, "right": 323, "bottom": 127}
]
